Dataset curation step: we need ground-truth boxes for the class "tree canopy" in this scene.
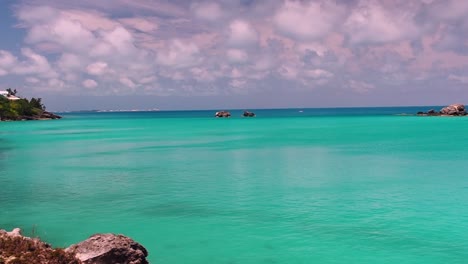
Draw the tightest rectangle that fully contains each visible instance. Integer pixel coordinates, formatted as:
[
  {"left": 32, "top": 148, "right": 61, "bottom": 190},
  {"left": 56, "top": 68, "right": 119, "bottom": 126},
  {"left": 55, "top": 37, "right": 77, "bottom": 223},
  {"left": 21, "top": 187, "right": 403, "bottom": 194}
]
[{"left": 0, "top": 89, "right": 47, "bottom": 120}]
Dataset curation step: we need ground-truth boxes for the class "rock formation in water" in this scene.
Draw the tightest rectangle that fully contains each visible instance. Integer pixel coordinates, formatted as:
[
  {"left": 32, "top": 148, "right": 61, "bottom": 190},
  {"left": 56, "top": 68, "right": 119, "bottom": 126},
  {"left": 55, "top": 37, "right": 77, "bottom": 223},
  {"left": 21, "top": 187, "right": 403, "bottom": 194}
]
[
  {"left": 0, "top": 228, "right": 149, "bottom": 264},
  {"left": 417, "top": 103, "right": 467, "bottom": 116},
  {"left": 242, "top": 111, "right": 255, "bottom": 117}
]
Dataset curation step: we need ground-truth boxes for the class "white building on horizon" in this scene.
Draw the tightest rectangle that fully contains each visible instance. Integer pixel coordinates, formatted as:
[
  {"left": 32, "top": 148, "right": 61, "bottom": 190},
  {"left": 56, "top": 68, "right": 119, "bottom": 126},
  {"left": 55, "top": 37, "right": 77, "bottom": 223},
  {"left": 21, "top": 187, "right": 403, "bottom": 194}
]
[{"left": 0, "top": 90, "right": 21, "bottom": 100}]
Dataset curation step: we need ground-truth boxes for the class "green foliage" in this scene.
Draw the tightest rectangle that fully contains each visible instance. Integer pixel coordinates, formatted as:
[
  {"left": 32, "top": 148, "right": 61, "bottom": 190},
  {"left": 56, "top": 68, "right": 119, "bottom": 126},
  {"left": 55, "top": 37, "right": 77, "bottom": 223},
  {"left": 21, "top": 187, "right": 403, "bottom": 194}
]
[
  {"left": 0, "top": 92, "right": 45, "bottom": 120},
  {"left": 29, "top": 98, "right": 45, "bottom": 110},
  {"left": 6, "top": 88, "right": 17, "bottom": 96}
]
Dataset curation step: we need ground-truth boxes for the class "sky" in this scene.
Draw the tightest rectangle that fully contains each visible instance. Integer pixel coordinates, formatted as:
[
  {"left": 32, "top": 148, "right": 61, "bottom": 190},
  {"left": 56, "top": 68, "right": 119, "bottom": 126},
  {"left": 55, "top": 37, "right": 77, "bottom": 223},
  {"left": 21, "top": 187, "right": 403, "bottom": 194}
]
[{"left": 0, "top": 0, "right": 468, "bottom": 111}]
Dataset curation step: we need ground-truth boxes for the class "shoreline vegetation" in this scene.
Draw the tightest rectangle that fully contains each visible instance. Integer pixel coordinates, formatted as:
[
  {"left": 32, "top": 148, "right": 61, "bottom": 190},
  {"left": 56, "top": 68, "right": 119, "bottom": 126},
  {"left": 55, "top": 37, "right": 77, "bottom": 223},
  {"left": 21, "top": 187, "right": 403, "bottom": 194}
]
[{"left": 0, "top": 89, "right": 61, "bottom": 121}]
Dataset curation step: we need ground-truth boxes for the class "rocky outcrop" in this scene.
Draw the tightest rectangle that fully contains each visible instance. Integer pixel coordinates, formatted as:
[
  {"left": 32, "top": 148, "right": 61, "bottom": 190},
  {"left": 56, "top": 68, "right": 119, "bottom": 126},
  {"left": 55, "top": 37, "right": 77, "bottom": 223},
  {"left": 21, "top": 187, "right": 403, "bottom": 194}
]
[
  {"left": 0, "top": 228, "right": 79, "bottom": 264},
  {"left": 66, "top": 234, "right": 148, "bottom": 264},
  {"left": 0, "top": 228, "right": 149, "bottom": 264},
  {"left": 215, "top": 111, "right": 231, "bottom": 118},
  {"left": 417, "top": 104, "right": 467, "bottom": 116},
  {"left": 242, "top": 111, "right": 255, "bottom": 117},
  {"left": 1, "top": 111, "right": 62, "bottom": 121},
  {"left": 440, "top": 104, "right": 466, "bottom": 116},
  {"left": 39, "top": 111, "right": 62, "bottom": 120}
]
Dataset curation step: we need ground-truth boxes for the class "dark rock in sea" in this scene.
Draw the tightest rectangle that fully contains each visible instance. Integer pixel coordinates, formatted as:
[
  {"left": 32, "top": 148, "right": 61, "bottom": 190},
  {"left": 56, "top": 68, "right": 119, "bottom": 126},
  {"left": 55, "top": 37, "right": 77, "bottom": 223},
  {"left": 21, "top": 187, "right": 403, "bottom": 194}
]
[
  {"left": 215, "top": 111, "right": 231, "bottom": 118},
  {"left": 417, "top": 104, "right": 467, "bottom": 116},
  {"left": 242, "top": 111, "right": 255, "bottom": 117},
  {"left": 66, "top": 233, "right": 149, "bottom": 264},
  {"left": 39, "top": 111, "right": 62, "bottom": 120}
]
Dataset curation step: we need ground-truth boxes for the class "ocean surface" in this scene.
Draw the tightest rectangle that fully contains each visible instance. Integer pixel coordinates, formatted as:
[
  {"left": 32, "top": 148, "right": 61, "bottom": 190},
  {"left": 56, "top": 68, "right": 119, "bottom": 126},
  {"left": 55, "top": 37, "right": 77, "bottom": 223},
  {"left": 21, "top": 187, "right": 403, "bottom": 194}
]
[{"left": 1, "top": 107, "right": 468, "bottom": 263}]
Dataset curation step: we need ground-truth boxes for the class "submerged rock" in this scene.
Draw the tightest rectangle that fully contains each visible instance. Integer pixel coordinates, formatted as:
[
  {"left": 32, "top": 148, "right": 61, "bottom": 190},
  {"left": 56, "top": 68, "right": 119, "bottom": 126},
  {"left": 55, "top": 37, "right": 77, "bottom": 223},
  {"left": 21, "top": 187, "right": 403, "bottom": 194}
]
[{"left": 66, "top": 233, "right": 149, "bottom": 264}]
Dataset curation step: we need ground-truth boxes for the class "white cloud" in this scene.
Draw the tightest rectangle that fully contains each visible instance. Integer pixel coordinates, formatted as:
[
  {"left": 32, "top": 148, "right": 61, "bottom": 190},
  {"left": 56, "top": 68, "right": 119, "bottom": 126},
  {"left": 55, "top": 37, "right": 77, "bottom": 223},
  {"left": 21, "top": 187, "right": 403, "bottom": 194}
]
[
  {"left": 4, "top": 0, "right": 468, "bottom": 104},
  {"left": 119, "top": 77, "right": 136, "bottom": 88},
  {"left": 274, "top": 1, "right": 345, "bottom": 40},
  {"left": 278, "top": 65, "right": 298, "bottom": 80},
  {"left": 348, "top": 80, "right": 375, "bottom": 94},
  {"left": 157, "top": 40, "right": 201, "bottom": 68},
  {"left": 139, "top": 76, "right": 157, "bottom": 84},
  {"left": 0, "top": 50, "right": 18, "bottom": 68},
  {"left": 26, "top": 77, "right": 40, "bottom": 83},
  {"left": 192, "top": 2, "right": 223, "bottom": 21},
  {"left": 47, "top": 78, "right": 65, "bottom": 91},
  {"left": 428, "top": 0, "right": 468, "bottom": 21},
  {"left": 226, "top": 49, "right": 248, "bottom": 64},
  {"left": 306, "top": 69, "right": 333, "bottom": 79},
  {"left": 230, "top": 68, "right": 243, "bottom": 79},
  {"left": 86, "top": 62, "right": 109, "bottom": 76},
  {"left": 191, "top": 67, "right": 216, "bottom": 82},
  {"left": 448, "top": 74, "right": 468, "bottom": 84},
  {"left": 23, "top": 11, "right": 96, "bottom": 53},
  {"left": 228, "top": 20, "right": 258, "bottom": 47},
  {"left": 229, "top": 78, "right": 247, "bottom": 88},
  {"left": 82, "top": 79, "right": 98, "bottom": 88},
  {"left": 57, "top": 53, "right": 85, "bottom": 70},
  {"left": 344, "top": 0, "right": 419, "bottom": 45},
  {"left": 13, "top": 48, "right": 57, "bottom": 78},
  {"left": 119, "top": 17, "right": 158, "bottom": 32}
]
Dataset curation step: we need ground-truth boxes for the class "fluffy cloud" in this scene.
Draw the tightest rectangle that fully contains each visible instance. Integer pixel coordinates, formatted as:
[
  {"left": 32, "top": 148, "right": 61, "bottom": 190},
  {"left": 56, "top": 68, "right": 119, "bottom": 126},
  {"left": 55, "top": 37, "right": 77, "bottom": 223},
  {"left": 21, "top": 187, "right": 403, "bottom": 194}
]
[
  {"left": 0, "top": 50, "right": 17, "bottom": 69},
  {"left": 343, "top": 0, "right": 420, "bottom": 45},
  {"left": 274, "top": 1, "right": 345, "bottom": 40},
  {"left": 306, "top": 69, "right": 333, "bottom": 79},
  {"left": 226, "top": 49, "right": 248, "bottom": 64},
  {"left": 191, "top": 2, "right": 223, "bottom": 21},
  {"left": 228, "top": 20, "right": 258, "bottom": 47},
  {"left": 2, "top": 0, "right": 468, "bottom": 105},
  {"left": 87, "top": 62, "right": 109, "bottom": 76},
  {"left": 348, "top": 80, "right": 375, "bottom": 94},
  {"left": 156, "top": 40, "right": 201, "bottom": 68},
  {"left": 448, "top": 74, "right": 468, "bottom": 84},
  {"left": 119, "top": 17, "right": 158, "bottom": 33},
  {"left": 82, "top": 79, "right": 98, "bottom": 88}
]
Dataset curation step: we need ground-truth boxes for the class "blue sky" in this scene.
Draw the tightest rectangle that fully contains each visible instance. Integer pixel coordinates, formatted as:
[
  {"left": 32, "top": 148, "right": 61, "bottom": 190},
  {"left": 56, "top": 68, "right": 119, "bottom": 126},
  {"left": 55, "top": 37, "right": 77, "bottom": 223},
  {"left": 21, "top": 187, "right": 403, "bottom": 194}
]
[{"left": 0, "top": 0, "right": 467, "bottom": 111}]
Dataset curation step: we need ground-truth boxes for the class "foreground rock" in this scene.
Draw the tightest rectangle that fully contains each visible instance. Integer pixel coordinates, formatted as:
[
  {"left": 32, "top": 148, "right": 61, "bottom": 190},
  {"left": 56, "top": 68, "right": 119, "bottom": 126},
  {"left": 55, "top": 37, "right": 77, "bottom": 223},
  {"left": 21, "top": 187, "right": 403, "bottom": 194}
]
[
  {"left": 0, "top": 228, "right": 79, "bottom": 264},
  {"left": 417, "top": 103, "right": 467, "bottom": 116},
  {"left": 66, "top": 234, "right": 148, "bottom": 264},
  {"left": 0, "top": 228, "right": 149, "bottom": 264}
]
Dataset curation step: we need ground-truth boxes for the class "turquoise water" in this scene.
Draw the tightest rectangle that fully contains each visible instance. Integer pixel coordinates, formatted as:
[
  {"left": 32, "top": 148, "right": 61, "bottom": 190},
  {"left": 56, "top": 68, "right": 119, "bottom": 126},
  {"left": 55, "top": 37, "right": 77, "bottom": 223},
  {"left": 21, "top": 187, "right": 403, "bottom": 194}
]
[{"left": 1, "top": 108, "right": 468, "bottom": 263}]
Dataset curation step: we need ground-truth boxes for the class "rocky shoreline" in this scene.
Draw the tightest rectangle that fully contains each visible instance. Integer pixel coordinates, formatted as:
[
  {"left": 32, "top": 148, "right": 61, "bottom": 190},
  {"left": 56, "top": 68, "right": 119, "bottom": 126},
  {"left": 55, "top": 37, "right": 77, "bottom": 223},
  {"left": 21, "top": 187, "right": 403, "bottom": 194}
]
[
  {"left": 0, "top": 228, "right": 149, "bottom": 264},
  {"left": 0, "top": 111, "right": 62, "bottom": 121}
]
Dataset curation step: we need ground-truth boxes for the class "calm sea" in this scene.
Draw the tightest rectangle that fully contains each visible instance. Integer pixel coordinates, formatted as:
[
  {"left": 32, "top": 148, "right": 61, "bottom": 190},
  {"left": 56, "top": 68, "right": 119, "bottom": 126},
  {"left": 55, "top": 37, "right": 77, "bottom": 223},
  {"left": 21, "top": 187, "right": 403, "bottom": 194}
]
[{"left": 1, "top": 107, "right": 468, "bottom": 264}]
